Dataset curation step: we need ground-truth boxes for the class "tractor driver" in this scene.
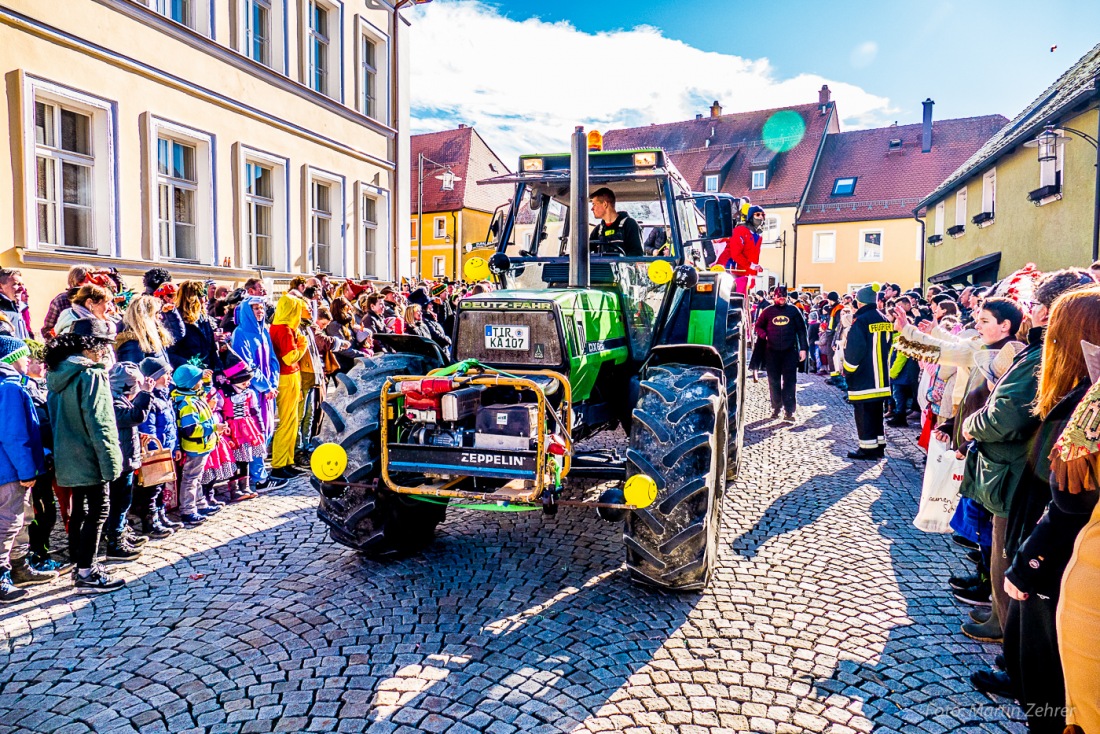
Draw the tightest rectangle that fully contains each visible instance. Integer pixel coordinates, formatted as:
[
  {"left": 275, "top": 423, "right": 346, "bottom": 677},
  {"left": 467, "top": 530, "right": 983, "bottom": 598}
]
[{"left": 589, "top": 187, "right": 643, "bottom": 256}]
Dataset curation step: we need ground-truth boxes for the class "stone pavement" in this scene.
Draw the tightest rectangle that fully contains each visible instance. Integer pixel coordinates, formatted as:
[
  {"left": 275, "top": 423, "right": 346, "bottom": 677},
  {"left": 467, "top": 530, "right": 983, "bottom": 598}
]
[{"left": 0, "top": 374, "right": 1027, "bottom": 733}]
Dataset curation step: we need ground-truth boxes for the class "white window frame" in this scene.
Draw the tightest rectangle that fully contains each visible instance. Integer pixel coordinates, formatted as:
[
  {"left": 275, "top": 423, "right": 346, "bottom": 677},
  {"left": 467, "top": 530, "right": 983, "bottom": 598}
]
[
  {"left": 237, "top": 0, "right": 287, "bottom": 73},
  {"left": 433, "top": 216, "right": 446, "bottom": 239},
  {"left": 831, "top": 176, "right": 857, "bottom": 196},
  {"left": 812, "top": 231, "right": 836, "bottom": 263},
  {"left": 797, "top": 284, "right": 823, "bottom": 295},
  {"left": 23, "top": 77, "right": 117, "bottom": 256},
  {"left": 432, "top": 256, "right": 445, "bottom": 278},
  {"left": 858, "top": 228, "right": 883, "bottom": 263},
  {"left": 751, "top": 169, "right": 767, "bottom": 190},
  {"left": 146, "top": 117, "right": 215, "bottom": 265},
  {"left": 761, "top": 214, "right": 781, "bottom": 246},
  {"left": 981, "top": 168, "right": 996, "bottom": 217},
  {"left": 704, "top": 174, "right": 718, "bottom": 193},
  {"left": 151, "top": 0, "right": 213, "bottom": 37},
  {"left": 306, "top": 167, "right": 345, "bottom": 276},
  {"left": 955, "top": 188, "right": 967, "bottom": 227},
  {"left": 934, "top": 201, "right": 945, "bottom": 237},
  {"left": 302, "top": 0, "right": 344, "bottom": 101},
  {"left": 356, "top": 181, "right": 388, "bottom": 279},
  {"left": 355, "top": 16, "right": 389, "bottom": 122},
  {"left": 237, "top": 144, "right": 289, "bottom": 272}
]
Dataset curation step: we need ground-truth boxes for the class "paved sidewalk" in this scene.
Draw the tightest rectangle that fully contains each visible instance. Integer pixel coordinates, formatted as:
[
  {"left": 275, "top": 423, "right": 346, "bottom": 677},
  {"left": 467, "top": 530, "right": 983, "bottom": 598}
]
[{"left": 0, "top": 374, "right": 1025, "bottom": 733}]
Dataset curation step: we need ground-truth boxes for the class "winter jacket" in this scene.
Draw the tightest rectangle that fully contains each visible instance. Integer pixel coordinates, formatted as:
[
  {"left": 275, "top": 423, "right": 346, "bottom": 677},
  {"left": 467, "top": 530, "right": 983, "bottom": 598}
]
[
  {"left": 113, "top": 391, "right": 153, "bottom": 473},
  {"left": 139, "top": 385, "right": 178, "bottom": 454},
  {"left": 47, "top": 355, "right": 123, "bottom": 486},
  {"left": 115, "top": 328, "right": 174, "bottom": 367},
  {"left": 0, "top": 363, "right": 45, "bottom": 484},
  {"left": 754, "top": 304, "right": 808, "bottom": 352},
  {"left": 1006, "top": 382, "right": 1094, "bottom": 595},
  {"left": 842, "top": 304, "right": 893, "bottom": 401},
  {"left": 888, "top": 349, "right": 919, "bottom": 386},
  {"left": 20, "top": 375, "right": 51, "bottom": 455},
  {"left": 167, "top": 314, "right": 222, "bottom": 372},
  {"left": 231, "top": 298, "right": 279, "bottom": 396},
  {"left": 712, "top": 224, "right": 761, "bottom": 275},
  {"left": 171, "top": 386, "right": 217, "bottom": 455},
  {"left": 959, "top": 327, "right": 1043, "bottom": 518},
  {"left": 0, "top": 292, "right": 31, "bottom": 340}
]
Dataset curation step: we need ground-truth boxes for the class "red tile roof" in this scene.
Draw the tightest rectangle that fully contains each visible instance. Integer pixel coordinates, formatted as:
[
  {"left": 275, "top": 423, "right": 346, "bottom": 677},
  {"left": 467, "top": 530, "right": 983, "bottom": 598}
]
[
  {"left": 799, "top": 115, "right": 1006, "bottom": 224},
  {"left": 411, "top": 127, "right": 512, "bottom": 214},
  {"left": 603, "top": 102, "right": 837, "bottom": 207}
]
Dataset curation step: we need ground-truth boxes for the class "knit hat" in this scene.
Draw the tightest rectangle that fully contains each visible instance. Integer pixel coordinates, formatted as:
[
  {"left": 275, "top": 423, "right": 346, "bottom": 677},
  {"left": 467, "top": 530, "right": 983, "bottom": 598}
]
[
  {"left": 109, "top": 361, "right": 143, "bottom": 396},
  {"left": 0, "top": 336, "right": 29, "bottom": 365},
  {"left": 139, "top": 356, "right": 170, "bottom": 381},
  {"left": 172, "top": 363, "right": 204, "bottom": 389},
  {"left": 856, "top": 283, "right": 880, "bottom": 305},
  {"left": 408, "top": 287, "right": 430, "bottom": 307},
  {"left": 430, "top": 283, "right": 447, "bottom": 298},
  {"left": 826, "top": 291, "right": 839, "bottom": 302}
]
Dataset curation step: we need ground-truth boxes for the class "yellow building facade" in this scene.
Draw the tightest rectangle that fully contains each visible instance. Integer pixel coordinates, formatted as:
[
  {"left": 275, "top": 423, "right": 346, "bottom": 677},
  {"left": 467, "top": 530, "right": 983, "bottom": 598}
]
[
  {"left": 794, "top": 217, "right": 923, "bottom": 294},
  {"left": 0, "top": 0, "right": 413, "bottom": 333},
  {"left": 410, "top": 207, "right": 494, "bottom": 280},
  {"left": 921, "top": 106, "right": 1099, "bottom": 285}
]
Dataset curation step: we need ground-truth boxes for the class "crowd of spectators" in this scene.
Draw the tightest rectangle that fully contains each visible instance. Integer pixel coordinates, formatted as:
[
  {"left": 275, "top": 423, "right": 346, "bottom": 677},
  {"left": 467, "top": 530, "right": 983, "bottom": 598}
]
[
  {"left": 0, "top": 263, "right": 486, "bottom": 599},
  {"left": 748, "top": 258, "right": 1100, "bottom": 733}
]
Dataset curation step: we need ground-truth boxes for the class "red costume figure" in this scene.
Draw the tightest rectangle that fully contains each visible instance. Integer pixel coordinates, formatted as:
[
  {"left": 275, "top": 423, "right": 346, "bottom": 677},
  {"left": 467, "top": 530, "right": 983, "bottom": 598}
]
[{"left": 713, "top": 205, "right": 766, "bottom": 295}]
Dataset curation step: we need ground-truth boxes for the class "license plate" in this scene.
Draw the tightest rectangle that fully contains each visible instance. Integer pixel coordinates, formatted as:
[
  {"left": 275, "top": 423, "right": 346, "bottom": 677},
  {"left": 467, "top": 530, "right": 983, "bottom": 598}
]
[{"left": 484, "top": 324, "right": 529, "bottom": 350}]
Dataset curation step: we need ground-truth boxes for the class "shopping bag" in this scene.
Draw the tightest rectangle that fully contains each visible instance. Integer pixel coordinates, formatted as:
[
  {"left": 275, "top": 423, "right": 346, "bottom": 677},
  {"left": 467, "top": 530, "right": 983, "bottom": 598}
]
[
  {"left": 917, "top": 407, "right": 934, "bottom": 451},
  {"left": 138, "top": 435, "right": 176, "bottom": 487},
  {"left": 914, "top": 437, "right": 964, "bottom": 533},
  {"left": 162, "top": 481, "right": 179, "bottom": 511}
]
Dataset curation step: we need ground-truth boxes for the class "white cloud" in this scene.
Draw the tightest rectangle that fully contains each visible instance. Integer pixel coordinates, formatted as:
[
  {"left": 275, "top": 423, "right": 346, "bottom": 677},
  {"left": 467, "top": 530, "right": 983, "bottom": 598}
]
[
  {"left": 850, "top": 41, "right": 878, "bottom": 69},
  {"left": 408, "top": 1, "right": 896, "bottom": 164}
]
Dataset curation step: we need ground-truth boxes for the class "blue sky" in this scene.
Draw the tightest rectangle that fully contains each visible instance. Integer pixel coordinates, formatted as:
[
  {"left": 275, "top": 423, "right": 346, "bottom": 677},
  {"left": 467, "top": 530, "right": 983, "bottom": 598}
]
[{"left": 408, "top": 0, "right": 1100, "bottom": 161}]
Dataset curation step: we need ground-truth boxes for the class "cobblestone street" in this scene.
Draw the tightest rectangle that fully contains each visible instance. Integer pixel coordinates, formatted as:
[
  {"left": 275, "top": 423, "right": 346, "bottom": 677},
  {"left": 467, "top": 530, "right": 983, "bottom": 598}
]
[{"left": 0, "top": 375, "right": 1026, "bottom": 734}]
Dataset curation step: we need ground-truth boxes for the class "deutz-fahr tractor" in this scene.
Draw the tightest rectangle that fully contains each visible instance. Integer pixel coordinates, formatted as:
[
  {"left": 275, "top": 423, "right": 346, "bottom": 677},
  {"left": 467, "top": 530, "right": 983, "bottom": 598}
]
[{"left": 312, "top": 127, "right": 747, "bottom": 591}]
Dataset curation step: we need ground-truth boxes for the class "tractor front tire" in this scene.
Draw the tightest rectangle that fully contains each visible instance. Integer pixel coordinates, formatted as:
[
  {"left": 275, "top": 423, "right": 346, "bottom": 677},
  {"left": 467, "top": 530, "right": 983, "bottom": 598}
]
[
  {"left": 623, "top": 364, "right": 726, "bottom": 591},
  {"left": 315, "top": 353, "right": 447, "bottom": 556}
]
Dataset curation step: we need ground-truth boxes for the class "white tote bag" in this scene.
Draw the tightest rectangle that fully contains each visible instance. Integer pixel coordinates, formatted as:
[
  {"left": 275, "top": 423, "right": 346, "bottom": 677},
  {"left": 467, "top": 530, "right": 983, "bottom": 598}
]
[{"left": 914, "top": 438, "right": 965, "bottom": 533}]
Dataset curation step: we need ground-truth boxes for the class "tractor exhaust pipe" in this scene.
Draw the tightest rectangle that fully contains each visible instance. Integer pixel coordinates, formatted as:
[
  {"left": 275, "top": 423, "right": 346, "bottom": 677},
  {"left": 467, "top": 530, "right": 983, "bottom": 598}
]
[{"left": 569, "top": 125, "right": 590, "bottom": 288}]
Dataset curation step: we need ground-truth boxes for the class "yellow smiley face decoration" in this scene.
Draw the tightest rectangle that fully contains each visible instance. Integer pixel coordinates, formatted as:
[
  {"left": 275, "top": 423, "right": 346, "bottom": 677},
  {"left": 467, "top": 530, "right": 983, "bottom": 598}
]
[
  {"left": 311, "top": 443, "right": 348, "bottom": 482},
  {"left": 709, "top": 265, "right": 726, "bottom": 273},
  {"left": 646, "top": 260, "right": 673, "bottom": 285},
  {"left": 623, "top": 474, "right": 658, "bottom": 509},
  {"left": 463, "top": 257, "right": 490, "bottom": 282}
]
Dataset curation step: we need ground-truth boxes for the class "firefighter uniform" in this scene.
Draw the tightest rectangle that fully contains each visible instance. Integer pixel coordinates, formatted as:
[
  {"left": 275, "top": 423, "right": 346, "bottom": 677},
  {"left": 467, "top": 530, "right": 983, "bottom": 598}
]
[
  {"left": 754, "top": 296, "right": 808, "bottom": 418},
  {"left": 843, "top": 291, "right": 893, "bottom": 458}
]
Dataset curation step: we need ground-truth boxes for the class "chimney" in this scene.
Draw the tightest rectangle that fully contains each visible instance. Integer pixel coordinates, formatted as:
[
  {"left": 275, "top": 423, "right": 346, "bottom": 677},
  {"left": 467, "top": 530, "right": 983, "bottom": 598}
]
[
  {"left": 458, "top": 123, "right": 467, "bottom": 129},
  {"left": 921, "top": 98, "right": 934, "bottom": 153},
  {"left": 710, "top": 100, "right": 722, "bottom": 118},
  {"left": 818, "top": 84, "right": 831, "bottom": 106},
  {"left": 695, "top": 113, "right": 703, "bottom": 120}
]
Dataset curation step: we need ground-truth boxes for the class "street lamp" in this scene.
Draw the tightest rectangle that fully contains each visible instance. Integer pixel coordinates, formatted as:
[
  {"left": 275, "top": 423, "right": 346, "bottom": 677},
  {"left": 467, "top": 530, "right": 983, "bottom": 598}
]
[
  {"left": 1024, "top": 122, "right": 1100, "bottom": 261},
  {"left": 417, "top": 153, "right": 461, "bottom": 281}
]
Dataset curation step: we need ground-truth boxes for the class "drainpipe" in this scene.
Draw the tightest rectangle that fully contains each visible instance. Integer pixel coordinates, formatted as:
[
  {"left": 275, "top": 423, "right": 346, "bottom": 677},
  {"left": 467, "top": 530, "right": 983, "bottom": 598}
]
[
  {"left": 1093, "top": 102, "right": 1100, "bottom": 262},
  {"left": 790, "top": 224, "right": 797, "bottom": 287},
  {"left": 451, "top": 210, "right": 460, "bottom": 279},
  {"left": 914, "top": 210, "right": 927, "bottom": 288},
  {"left": 391, "top": 2, "right": 410, "bottom": 281}
]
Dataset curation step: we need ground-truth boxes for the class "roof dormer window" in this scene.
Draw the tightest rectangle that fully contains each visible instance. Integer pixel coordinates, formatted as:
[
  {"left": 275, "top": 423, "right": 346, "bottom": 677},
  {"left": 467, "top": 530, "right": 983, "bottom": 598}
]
[
  {"left": 751, "top": 170, "right": 767, "bottom": 190},
  {"left": 831, "top": 176, "right": 857, "bottom": 196}
]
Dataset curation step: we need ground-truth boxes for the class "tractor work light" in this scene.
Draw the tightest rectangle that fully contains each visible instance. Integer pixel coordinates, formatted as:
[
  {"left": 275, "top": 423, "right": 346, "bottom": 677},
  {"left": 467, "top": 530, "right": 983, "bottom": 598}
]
[
  {"left": 633, "top": 152, "right": 657, "bottom": 168},
  {"left": 522, "top": 158, "right": 544, "bottom": 172}
]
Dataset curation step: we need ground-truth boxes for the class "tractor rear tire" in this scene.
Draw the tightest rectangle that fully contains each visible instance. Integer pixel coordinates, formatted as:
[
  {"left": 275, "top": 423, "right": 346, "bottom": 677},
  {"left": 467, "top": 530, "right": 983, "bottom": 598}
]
[
  {"left": 623, "top": 364, "right": 726, "bottom": 591},
  {"left": 315, "top": 353, "right": 447, "bottom": 555}
]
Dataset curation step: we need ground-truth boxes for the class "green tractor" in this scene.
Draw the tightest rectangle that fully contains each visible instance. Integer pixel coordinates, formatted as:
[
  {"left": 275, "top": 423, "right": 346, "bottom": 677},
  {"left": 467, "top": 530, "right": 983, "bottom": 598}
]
[{"left": 313, "top": 128, "right": 747, "bottom": 591}]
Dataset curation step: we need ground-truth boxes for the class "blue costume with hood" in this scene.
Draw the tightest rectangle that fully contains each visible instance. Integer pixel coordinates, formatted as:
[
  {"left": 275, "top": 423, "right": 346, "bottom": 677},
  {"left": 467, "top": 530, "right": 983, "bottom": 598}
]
[{"left": 231, "top": 297, "right": 278, "bottom": 487}]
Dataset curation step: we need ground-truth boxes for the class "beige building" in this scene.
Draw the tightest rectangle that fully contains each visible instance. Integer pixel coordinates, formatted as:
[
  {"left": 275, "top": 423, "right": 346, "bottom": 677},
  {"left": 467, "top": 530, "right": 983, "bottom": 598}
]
[
  {"left": 0, "top": 0, "right": 418, "bottom": 332},
  {"left": 917, "top": 44, "right": 1100, "bottom": 287}
]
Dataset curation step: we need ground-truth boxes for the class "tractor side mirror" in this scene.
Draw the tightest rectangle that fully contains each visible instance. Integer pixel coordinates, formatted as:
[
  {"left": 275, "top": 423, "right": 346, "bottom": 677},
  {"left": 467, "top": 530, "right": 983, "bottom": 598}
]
[{"left": 703, "top": 198, "right": 735, "bottom": 240}]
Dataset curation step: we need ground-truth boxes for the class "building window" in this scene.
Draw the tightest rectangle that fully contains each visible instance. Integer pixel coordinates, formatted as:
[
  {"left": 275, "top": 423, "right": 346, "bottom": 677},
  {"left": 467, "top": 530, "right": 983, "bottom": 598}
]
[
  {"left": 761, "top": 215, "right": 781, "bottom": 245},
  {"left": 955, "top": 188, "right": 967, "bottom": 227},
  {"left": 812, "top": 231, "right": 835, "bottom": 263},
  {"left": 357, "top": 19, "right": 389, "bottom": 121},
  {"left": 360, "top": 194, "right": 377, "bottom": 276},
  {"left": 410, "top": 219, "right": 418, "bottom": 240},
  {"left": 361, "top": 36, "right": 377, "bottom": 118},
  {"left": 245, "top": 162, "right": 275, "bottom": 268},
  {"left": 308, "top": 2, "right": 329, "bottom": 94},
  {"left": 831, "top": 177, "right": 857, "bottom": 196},
  {"left": 982, "top": 169, "right": 996, "bottom": 215},
  {"left": 311, "top": 181, "right": 333, "bottom": 273},
  {"left": 433, "top": 256, "right": 445, "bottom": 277},
  {"left": 751, "top": 170, "right": 767, "bottom": 190},
  {"left": 934, "top": 201, "right": 945, "bottom": 236},
  {"left": 434, "top": 216, "right": 446, "bottom": 239},
  {"left": 704, "top": 175, "right": 718, "bottom": 193},
  {"left": 156, "top": 0, "right": 192, "bottom": 26},
  {"left": 246, "top": 0, "right": 270, "bottom": 65},
  {"left": 26, "top": 81, "right": 117, "bottom": 255},
  {"left": 157, "top": 139, "right": 198, "bottom": 261},
  {"left": 858, "top": 229, "right": 883, "bottom": 262}
]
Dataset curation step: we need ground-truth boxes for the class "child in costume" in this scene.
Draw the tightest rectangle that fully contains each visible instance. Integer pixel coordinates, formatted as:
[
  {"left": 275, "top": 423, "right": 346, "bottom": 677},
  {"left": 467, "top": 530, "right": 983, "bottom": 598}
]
[{"left": 216, "top": 349, "right": 263, "bottom": 502}]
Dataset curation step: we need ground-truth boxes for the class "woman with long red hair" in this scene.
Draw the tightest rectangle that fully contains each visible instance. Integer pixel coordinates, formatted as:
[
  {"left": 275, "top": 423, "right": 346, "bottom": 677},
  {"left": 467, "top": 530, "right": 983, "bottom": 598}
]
[{"left": 1003, "top": 284, "right": 1100, "bottom": 734}]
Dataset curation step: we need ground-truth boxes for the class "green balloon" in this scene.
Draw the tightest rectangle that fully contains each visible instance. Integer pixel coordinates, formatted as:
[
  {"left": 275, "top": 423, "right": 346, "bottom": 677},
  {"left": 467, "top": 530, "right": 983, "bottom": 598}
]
[{"left": 762, "top": 110, "right": 807, "bottom": 153}]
